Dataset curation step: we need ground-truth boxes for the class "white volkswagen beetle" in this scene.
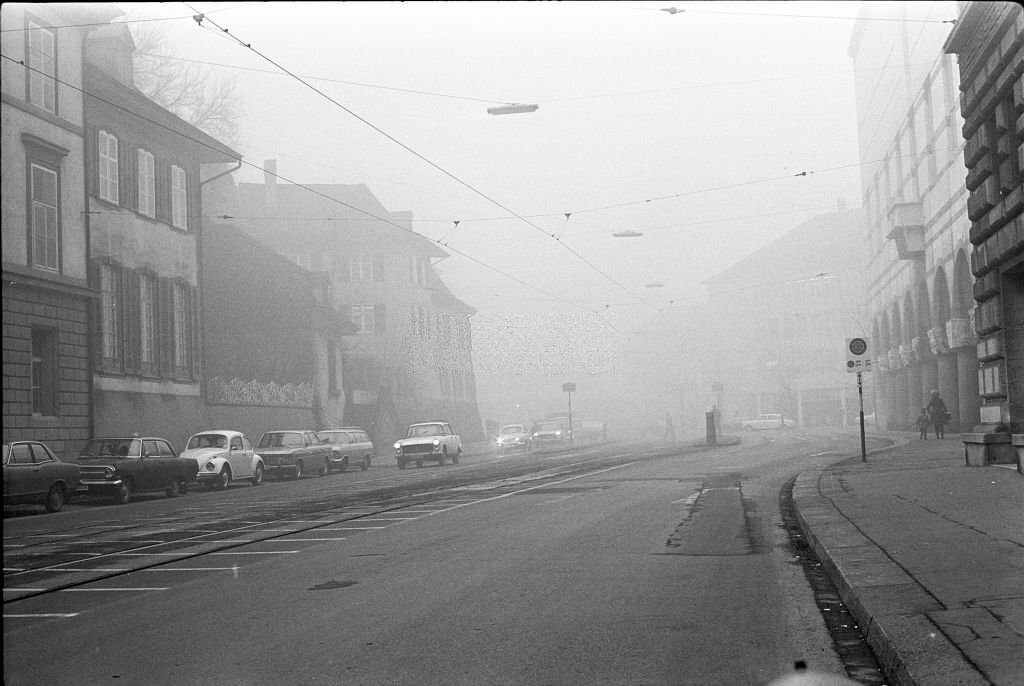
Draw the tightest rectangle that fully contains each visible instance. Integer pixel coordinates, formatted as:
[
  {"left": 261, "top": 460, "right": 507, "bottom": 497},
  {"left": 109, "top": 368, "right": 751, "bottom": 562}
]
[{"left": 181, "top": 430, "right": 264, "bottom": 489}]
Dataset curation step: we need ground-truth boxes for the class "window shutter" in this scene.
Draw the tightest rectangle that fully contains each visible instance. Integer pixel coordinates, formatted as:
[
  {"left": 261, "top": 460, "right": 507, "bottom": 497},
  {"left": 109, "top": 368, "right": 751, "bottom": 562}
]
[
  {"left": 189, "top": 285, "right": 200, "bottom": 380},
  {"left": 157, "top": 278, "right": 174, "bottom": 378},
  {"left": 124, "top": 270, "right": 140, "bottom": 374},
  {"left": 88, "top": 260, "right": 102, "bottom": 368},
  {"left": 374, "top": 304, "right": 387, "bottom": 333},
  {"left": 87, "top": 127, "right": 99, "bottom": 196},
  {"left": 118, "top": 137, "right": 131, "bottom": 208},
  {"left": 155, "top": 161, "right": 169, "bottom": 224}
]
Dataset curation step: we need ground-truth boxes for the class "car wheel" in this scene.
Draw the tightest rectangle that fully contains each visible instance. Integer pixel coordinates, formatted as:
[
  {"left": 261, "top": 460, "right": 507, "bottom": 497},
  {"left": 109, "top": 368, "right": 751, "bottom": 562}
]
[
  {"left": 318, "top": 459, "right": 328, "bottom": 477},
  {"left": 251, "top": 464, "right": 264, "bottom": 486},
  {"left": 293, "top": 461, "right": 304, "bottom": 480},
  {"left": 45, "top": 484, "right": 66, "bottom": 513},
  {"left": 452, "top": 450, "right": 460, "bottom": 465},
  {"left": 438, "top": 452, "right": 446, "bottom": 466},
  {"left": 217, "top": 468, "right": 232, "bottom": 490},
  {"left": 360, "top": 457, "right": 370, "bottom": 471},
  {"left": 114, "top": 478, "right": 133, "bottom": 505},
  {"left": 165, "top": 478, "right": 183, "bottom": 498}
]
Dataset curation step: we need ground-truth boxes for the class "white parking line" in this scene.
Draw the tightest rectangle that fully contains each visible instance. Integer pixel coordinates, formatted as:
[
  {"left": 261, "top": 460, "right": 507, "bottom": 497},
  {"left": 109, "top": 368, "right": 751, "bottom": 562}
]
[
  {"left": 62, "top": 587, "right": 168, "bottom": 592},
  {"left": 5, "top": 613, "right": 80, "bottom": 618},
  {"left": 209, "top": 550, "right": 298, "bottom": 555},
  {"left": 47, "top": 568, "right": 131, "bottom": 573}
]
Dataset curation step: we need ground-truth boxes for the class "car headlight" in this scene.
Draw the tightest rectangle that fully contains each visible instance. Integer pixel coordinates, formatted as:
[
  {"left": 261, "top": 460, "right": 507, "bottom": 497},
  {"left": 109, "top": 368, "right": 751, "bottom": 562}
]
[
  {"left": 554, "top": 431, "right": 562, "bottom": 437},
  {"left": 104, "top": 467, "right": 116, "bottom": 479},
  {"left": 432, "top": 438, "right": 440, "bottom": 447},
  {"left": 393, "top": 442, "right": 401, "bottom": 451},
  {"left": 205, "top": 462, "right": 216, "bottom": 471}
]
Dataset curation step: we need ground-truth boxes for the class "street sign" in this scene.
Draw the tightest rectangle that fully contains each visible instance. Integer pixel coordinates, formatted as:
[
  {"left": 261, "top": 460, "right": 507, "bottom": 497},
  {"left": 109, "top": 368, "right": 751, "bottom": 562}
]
[
  {"left": 562, "top": 382, "right": 576, "bottom": 393},
  {"left": 845, "top": 337, "right": 872, "bottom": 373}
]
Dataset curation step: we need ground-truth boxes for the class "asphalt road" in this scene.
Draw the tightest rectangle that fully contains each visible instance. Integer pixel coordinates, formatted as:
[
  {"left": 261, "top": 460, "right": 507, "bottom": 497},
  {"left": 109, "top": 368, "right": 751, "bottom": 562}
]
[{"left": 3, "top": 430, "right": 877, "bottom": 685}]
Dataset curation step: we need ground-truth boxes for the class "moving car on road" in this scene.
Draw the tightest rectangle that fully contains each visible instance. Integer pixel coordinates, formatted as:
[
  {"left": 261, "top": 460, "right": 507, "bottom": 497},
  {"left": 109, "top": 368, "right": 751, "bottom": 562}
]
[
  {"left": 3, "top": 441, "right": 81, "bottom": 513},
  {"left": 495, "top": 424, "right": 531, "bottom": 456},
  {"left": 256, "top": 430, "right": 332, "bottom": 480},
  {"left": 318, "top": 427, "right": 375, "bottom": 472},
  {"left": 740, "top": 413, "right": 796, "bottom": 431},
  {"left": 77, "top": 437, "right": 198, "bottom": 504},
  {"left": 530, "top": 419, "right": 571, "bottom": 448},
  {"left": 394, "top": 421, "right": 462, "bottom": 469},
  {"left": 181, "top": 430, "right": 265, "bottom": 489}
]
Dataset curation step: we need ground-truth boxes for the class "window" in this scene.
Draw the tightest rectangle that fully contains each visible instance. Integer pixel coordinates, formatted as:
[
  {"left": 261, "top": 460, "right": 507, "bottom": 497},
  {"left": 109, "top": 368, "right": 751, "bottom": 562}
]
[
  {"left": 350, "top": 254, "right": 376, "bottom": 281},
  {"left": 139, "top": 273, "right": 156, "bottom": 367},
  {"left": 172, "top": 281, "right": 190, "bottom": 369},
  {"left": 137, "top": 149, "right": 155, "bottom": 217},
  {"left": 27, "top": 21, "right": 55, "bottom": 113},
  {"left": 99, "top": 264, "right": 121, "bottom": 364},
  {"left": 31, "top": 328, "right": 56, "bottom": 416},
  {"left": 410, "top": 256, "right": 430, "bottom": 286},
  {"left": 98, "top": 130, "right": 119, "bottom": 204},
  {"left": 30, "top": 163, "right": 59, "bottom": 271},
  {"left": 171, "top": 165, "right": 188, "bottom": 229},
  {"left": 352, "top": 305, "right": 375, "bottom": 334}
]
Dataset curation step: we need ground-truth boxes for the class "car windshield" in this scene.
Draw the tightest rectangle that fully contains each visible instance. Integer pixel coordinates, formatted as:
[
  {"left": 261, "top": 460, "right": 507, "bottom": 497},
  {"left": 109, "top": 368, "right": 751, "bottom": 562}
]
[
  {"left": 408, "top": 424, "right": 444, "bottom": 437},
  {"left": 187, "top": 434, "right": 227, "bottom": 450},
  {"left": 319, "top": 432, "right": 348, "bottom": 445},
  {"left": 501, "top": 425, "right": 525, "bottom": 434},
  {"left": 533, "top": 422, "right": 561, "bottom": 432},
  {"left": 81, "top": 438, "right": 141, "bottom": 458},
  {"left": 258, "top": 432, "right": 302, "bottom": 449}
]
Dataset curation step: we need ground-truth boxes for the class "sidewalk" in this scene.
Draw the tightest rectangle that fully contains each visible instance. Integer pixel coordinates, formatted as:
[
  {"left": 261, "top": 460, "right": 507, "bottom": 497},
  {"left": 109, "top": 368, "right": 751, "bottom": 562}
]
[{"left": 792, "top": 432, "right": 1024, "bottom": 686}]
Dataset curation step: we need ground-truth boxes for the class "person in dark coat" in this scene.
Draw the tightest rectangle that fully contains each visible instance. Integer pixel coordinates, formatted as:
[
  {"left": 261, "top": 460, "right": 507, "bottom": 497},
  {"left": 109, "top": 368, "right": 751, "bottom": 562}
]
[{"left": 927, "top": 390, "right": 948, "bottom": 438}]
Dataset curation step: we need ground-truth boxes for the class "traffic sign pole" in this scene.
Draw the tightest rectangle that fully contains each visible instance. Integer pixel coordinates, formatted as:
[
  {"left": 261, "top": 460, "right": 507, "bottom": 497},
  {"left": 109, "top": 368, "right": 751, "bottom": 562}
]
[{"left": 858, "top": 371, "right": 866, "bottom": 462}]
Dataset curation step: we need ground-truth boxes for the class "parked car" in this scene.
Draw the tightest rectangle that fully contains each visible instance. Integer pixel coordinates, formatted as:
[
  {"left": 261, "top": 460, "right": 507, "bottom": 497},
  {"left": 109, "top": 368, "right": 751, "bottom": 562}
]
[
  {"left": 3, "top": 441, "right": 81, "bottom": 513},
  {"left": 181, "top": 430, "right": 264, "bottom": 489},
  {"left": 495, "top": 423, "right": 531, "bottom": 456},
  {"left": 394, "top": 421, "right": 462, "bottom": 469},
  {"left": 740, "top": 413, "right": 796, "bottom": 431},
  {"left": 530, "top": 419, "right": 571, "bottom": 448},
  {"left": 318, "top": 427, "right": 375, "bottom": 472},
  {"left": 256, "top": 430, "right": 332, "bottom": 480},
  {"left": 77, "top": 437, "right": 198, "bottom": 504}
]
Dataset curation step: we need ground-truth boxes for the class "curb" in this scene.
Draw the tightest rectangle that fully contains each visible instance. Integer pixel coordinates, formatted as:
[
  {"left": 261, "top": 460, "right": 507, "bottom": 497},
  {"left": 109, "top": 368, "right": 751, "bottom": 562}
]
[{"left": 791, "top": 446, "right": 989, "bottom": 686}]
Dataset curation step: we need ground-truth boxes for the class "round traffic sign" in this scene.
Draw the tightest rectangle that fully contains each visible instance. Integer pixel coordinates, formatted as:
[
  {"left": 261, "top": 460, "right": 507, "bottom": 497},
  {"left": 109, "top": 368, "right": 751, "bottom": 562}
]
[{"left": 848, "top": 337, "right": 867, "bottom": 356}]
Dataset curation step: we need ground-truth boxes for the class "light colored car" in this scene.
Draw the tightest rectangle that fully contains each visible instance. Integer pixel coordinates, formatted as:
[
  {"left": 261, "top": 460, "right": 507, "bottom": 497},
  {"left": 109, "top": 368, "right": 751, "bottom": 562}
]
[
  {"left": 741, "top": 413, "right": 796, "bottom": 430},
  {"left": 181, "top": 430, "right": 264, "bottom": 489},
  {"left": 530, "top": 419, "right": 571, "bottom": 447},
  {"left": 394, "top": 421, "right": 462, "bottom": 469},
  {"left": 318, "top": 427, "right": 375, "bottom": 472},
  {"left": 256, "top": 430, "right": 332, "bottom": 480},
  {"left": 3, "top": 441, "right": 81, "bottom": 513},
  {"left": 496, "top": 424, "right": 531, "bottom": 455}
]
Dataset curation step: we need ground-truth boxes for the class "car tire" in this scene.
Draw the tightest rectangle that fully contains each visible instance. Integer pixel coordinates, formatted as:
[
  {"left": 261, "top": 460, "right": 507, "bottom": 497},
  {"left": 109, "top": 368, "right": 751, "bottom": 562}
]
[
  {"left": 217, "top": 468, "right": 232, "bottom": 490},
  {"left": 114, "top": 478, "right": 133, "bottom": 505},
  {"left": 251, "top": 464, "right": 264, "bottom": 486},
  {"left": 453, "top": 450, "right": 460, "bottom": 465},
  {"left": 360, "top": 457, "right": 370, "bottom": 471},
  {"left": 318, "top": 459, "right": 328, "bottom": 477},
  {"left": 165, "top": 478, "right": 183, "bottom": 498},
  {"left": 293, "top": 461, "right": 304, "bottom": 480},
  {"left": 45, "top": 484, "right": 66, "bottom": 513},
  {"left": 438, "top": 452, "right": 446, "bottom": 466}
]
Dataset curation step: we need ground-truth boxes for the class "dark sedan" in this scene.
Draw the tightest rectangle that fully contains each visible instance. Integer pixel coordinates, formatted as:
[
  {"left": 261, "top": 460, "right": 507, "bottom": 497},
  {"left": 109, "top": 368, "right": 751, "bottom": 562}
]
[{"left": 3, "top": 441, "right": 81, "bottom": 513}]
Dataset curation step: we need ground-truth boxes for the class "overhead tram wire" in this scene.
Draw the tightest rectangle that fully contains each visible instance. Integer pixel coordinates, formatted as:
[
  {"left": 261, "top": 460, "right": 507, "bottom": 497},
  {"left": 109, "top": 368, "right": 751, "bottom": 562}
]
[
  {"left": 0, "top": 54, "right": 610, "bottom": 325},
  {"left": 181, "top": 3, "right": 659, "bottom": 314}
]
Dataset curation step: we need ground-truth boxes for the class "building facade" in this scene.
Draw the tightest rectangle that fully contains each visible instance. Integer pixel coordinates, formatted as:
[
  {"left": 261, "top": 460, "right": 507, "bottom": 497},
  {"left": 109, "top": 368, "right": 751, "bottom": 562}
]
[
  {"left": 1, "top": 5, "right": 108, "bottom": 455},
  {"left": 231, "top": 163, "right": 484, "bottom": 446},
  {"left": 944, "top": 1, "right": 1024, "bottom": 464},
  {"left": 849, "top": 1, "right": 982, "bottom": 436},
  {"left": 703, "top": 209, "right": 869, "bottom": 429},
  {"left": 82, "top": 23, "right": 239, "bottom": 445}
]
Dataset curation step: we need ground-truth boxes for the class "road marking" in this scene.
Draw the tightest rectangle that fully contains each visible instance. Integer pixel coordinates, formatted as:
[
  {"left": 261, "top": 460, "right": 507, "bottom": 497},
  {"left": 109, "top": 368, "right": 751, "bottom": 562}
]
[
  {"left": 141, "top": 567, "right": 239, "bottom": 572},
  {"left": 3, "top": 588, "right": 46, "bottom": 593},
  {"left": 209, "top": 550, "right": 298, "bottom": 555},
  {"left": 273, "top": 537, "right": 348, "bottom": 542},
  {"left": 62, "top": 587, "right": 168, "bottom": 592},
  {"left": 108, "top": 552, "right": 186, "bottom": 556},
  {"left": 355, "top": 517, "right": 419, "bottom": 521},
  {"left": 329, "top": 525, "right": 389, "bottom": 530},
  {"left": 5, "top": 613, "right": 80, "bottom": 618},
  {"left": 46, "top": 568, "right": 132, "bottom": 573}
]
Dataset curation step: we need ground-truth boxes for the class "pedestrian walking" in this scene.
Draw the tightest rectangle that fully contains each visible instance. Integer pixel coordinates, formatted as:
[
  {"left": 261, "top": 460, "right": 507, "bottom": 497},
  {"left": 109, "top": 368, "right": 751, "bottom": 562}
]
[
  {"left": 916, "top": 408, "right": 930, "bottom": 439},
  {"left": 663, "top": 412, "right": 676, "bottom": 442},
  {"left": 927, "top": 390, "right": 948, "bottom": 438}
]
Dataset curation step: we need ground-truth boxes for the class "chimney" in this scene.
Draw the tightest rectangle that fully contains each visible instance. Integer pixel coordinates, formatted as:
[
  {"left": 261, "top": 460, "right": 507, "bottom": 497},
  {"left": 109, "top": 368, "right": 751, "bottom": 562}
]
[{"left": 264, "top": 160, "right": 277, "bottom": 210}]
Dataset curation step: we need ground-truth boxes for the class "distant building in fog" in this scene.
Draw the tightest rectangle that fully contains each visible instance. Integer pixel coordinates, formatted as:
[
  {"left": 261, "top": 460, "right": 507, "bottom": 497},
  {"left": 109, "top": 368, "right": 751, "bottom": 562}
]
[
  {"left": 944, "top": 1, "right": 1024, "bottom": 465},
  {"left": 848, "top": 2, "right": 982, "bottom": 443},
  {"left": 227, "top": 162, "right": 483, "bottom": 445},
  {"left": 703, "top": 208, "right": 868, "bottom": 428}
]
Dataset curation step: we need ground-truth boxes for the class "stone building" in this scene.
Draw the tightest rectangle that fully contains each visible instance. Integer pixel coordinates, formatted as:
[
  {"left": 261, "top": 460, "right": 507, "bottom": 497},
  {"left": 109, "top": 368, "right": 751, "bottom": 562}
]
[
  {"left": 849, "top": 1, "right": 981, "bottom": 436},
  {"left": 82, "top": 23, "right": 240, "bottom": 444},
  {"left": 944, "top": 1, "right": 1024, "bottom": 465},
  {"left": 1, "top": 5, "right": 111, "bottom": 455},
  {"left": 230, "top": 163, "right": 484, "bottom": 446}
]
